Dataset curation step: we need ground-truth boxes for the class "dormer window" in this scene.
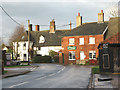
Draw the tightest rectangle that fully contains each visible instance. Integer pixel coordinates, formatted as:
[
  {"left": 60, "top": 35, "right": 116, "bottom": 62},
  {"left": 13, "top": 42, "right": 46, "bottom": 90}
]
[{"left": 39, "top": 35, "right": 45, "bottom": 43}]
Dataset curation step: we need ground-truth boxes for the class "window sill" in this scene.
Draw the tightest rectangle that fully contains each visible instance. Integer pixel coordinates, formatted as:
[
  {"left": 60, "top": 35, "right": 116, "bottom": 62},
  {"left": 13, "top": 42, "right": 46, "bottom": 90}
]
[
  {"left": 69, "top": 59, "right": 75, "bottom": 60},
  {"left": 69, "top": 44, "right": 75, "bottom": 45},
  {"left": 89, "top": 43, "right": 95, "bottom": 44},
  {"left": 79, "top": 44, "right": 84, "bottom": 45}
]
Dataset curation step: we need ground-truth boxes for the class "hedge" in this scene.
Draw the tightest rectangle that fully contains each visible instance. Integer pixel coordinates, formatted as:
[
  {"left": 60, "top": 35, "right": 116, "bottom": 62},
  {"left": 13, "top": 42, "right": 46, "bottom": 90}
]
[
  {"left": 32, "top": 56, "right": 51, "bottom": 63},
  {"left": 54, "top": 55, "right": 59, "bottom": 63}
]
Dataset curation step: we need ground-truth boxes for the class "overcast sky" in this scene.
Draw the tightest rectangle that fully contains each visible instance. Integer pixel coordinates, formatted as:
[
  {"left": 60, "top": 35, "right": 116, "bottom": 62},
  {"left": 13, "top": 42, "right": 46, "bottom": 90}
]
[{"left": 1, "top": 0, "right": 119, "bottom": 45}]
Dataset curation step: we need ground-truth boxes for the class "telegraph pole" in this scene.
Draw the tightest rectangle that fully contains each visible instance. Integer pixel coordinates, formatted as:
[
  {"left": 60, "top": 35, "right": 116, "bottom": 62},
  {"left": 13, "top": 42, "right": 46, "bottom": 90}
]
[
  {"left": 28, "top": 20, "right": 30, "bottom": 65},
  {"left": 70, "top": 20, "right": 72, "bottom": 30}
]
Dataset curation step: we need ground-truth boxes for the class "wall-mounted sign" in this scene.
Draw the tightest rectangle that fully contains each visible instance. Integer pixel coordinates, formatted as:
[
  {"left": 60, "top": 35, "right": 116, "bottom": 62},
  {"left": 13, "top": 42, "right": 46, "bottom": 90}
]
[
  {"left": 103, "top": 44, "right": 108, "bottom": 48},
  {"left": 67, "top": 46, "right": 77, "bottom": 50}
]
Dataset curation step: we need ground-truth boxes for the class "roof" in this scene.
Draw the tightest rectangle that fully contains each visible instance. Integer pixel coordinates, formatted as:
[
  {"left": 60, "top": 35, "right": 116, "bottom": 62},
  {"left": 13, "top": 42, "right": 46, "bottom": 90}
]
[
  {"left": 18, "top": 22, "right": 108, "bottom": 47},
  {"left": 101, "top": 32, "right": 120, "bottom": 44},
  {"left": 62, "top": 22, "right": 108, "bottom": 36},
  {"left": 105, "top": 17, "right": 120, "bottom": 39}
]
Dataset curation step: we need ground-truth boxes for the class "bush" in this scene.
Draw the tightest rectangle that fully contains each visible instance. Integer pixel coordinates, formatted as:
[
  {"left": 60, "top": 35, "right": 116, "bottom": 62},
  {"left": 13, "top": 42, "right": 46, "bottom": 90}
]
[
  {"left": 32, "top": 56, "right": 51, "bottom": 63},
  {"left": 92, "top": 66, "right": 99, "bottom": 74},
  {"left": 54, "top": 55, "right": 59, "bottom": 63},
  {"left": 85, "top": 59, "right": 98, "bottom": 65}
]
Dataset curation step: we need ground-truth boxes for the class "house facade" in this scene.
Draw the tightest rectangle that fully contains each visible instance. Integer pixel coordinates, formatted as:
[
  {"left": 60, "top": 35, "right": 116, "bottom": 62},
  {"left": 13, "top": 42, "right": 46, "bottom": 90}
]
[
  {"left": 59, "top": 10, "right": 108, "bottom": 65},
  {"left": 13, "top": 41, "right": 33, "bottom": 61}
]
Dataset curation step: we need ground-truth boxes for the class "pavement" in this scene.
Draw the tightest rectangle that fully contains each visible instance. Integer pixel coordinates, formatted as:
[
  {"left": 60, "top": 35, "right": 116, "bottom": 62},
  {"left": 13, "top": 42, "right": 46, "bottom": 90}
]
[
  {"left": 89, "top": 73, "right": 120, "bottom": 89},
  {"left": 2, "top": 64, "right": 38, "bottom": 78},
  {"left": 2, "top": 64, "right": 92, "bottom": 88}
]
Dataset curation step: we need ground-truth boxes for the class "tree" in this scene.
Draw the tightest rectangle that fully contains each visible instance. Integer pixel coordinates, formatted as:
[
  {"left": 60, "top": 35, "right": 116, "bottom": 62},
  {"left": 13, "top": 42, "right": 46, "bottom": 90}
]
[
  {"left": 9, "top": 25, "right": 25, "bottom": 46},
  {"left": 105, "top": 4, "right": 120, "bottom": 18}
]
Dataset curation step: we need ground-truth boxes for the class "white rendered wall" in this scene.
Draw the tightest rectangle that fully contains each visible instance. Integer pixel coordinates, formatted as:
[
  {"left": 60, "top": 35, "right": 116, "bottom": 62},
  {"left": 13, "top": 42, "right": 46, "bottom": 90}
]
[
  {"left": 13, "top": 41, "right": 33, "bottom": 61},
  {"left": 37, "top": 46, "right": 62, "bottom": 56}
]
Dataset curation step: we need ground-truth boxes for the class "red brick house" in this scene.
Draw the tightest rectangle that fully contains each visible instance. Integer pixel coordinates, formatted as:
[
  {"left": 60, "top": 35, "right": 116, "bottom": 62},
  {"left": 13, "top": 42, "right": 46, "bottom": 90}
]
[{"left": 59, "top": 10, "right": 108, "bottom": 65}]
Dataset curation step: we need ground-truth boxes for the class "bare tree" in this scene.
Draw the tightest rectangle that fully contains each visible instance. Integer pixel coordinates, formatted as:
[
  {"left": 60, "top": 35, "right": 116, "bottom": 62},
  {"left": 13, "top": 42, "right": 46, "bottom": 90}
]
[
  {"left": 105, "top": 4, "right": 120, "bottom": 18},
  {"left": 9, "top": 25, "right": 25, "bottom": 46}
]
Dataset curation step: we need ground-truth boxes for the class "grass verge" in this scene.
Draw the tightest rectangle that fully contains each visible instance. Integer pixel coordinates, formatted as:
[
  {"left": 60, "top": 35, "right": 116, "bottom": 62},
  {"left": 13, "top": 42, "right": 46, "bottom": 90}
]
[
  {"left": 92, "top": 66, "right": 99, "bottom": 74},
  {"left": 2, "top": 70, "right": 8, "bottom": 75}
]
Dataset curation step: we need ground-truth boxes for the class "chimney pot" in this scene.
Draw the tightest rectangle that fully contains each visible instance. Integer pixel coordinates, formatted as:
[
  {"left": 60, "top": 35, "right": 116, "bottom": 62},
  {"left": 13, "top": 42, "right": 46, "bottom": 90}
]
[
  {"left": 101, "top": 10, "right": 103, "bottom": 13},
  {"left": 78, "top": 12, "right": 80, "bottom": 16},
  {"left": 35, "top": 25, "right": 39, "bottom": 31}
]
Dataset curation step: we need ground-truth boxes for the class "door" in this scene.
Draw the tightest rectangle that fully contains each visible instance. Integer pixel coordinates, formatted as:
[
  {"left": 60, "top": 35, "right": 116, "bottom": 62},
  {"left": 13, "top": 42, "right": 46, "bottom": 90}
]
[
  {"left": 62, "top": 53, "right": 64, "bottom": 64},
  {"left": 80, "top": 51, "right": 85, "bottom": 60}
]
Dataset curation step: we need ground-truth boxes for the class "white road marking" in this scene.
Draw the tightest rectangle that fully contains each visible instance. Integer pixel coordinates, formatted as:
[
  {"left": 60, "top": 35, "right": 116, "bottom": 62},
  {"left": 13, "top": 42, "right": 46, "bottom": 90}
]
[
  {"left": 35, "top": 76, "right": 47, "bottom": 80},
  {"left": 35, "top": 66, "right": 65, "bottom": 81},
  {"left": 30, "top": 67, "right": 37, "bottom": 71},
  {"left": 9, "top": 82, "right": 29, "bottom": 88}
]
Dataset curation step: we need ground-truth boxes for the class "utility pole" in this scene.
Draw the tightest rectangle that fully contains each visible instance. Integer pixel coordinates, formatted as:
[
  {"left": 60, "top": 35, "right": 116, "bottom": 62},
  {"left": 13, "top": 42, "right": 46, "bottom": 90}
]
[
  {"left": 28, "top": 20, "right": 30, "bottom": 65},
  {"left": 70, "top": 20, "right": 72, "bottom": 30}
]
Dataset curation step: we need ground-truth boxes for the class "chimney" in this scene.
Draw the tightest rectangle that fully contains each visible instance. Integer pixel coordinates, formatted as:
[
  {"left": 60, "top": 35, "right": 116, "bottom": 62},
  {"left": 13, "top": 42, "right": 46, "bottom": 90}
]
[
  {"left": 98, "top": 10, "right": 104, "bottom": 23},
  {"left": 29, "top": 24, "right": 32, "bottom": 31},
  {"left": 50, "top": 19, "right": 56, "bottom": 33},
  {"left": 76, "top": 12, "right": 82, "bottom": 27},
  {"left": 35, "top": 25, "right": 39, "bottom": 31}
]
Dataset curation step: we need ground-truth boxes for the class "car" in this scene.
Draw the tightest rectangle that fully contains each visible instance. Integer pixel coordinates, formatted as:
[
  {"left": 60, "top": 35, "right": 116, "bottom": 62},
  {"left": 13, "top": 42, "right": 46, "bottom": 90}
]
[{"left": 11, "top": 59, "right": 21, "bottom": 65}]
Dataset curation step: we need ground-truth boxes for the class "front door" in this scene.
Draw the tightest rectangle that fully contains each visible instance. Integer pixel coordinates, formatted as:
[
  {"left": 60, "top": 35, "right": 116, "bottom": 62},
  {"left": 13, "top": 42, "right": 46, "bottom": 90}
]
[
  {"left": 62, "top": 53, "right": 64, "bottom": 64},
  {"left": 80, "top": 51, "right": 84, "bottom": 60}
]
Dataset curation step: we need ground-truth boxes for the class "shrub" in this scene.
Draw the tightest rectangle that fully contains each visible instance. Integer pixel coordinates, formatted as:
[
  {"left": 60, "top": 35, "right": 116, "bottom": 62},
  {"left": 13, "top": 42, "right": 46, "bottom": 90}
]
[
  {"left": 32, "top": 56, "right": 51, "bottom": 63},
  {"left": 92, "top": 66, "right": 99, "bottom": 74},
  {"left": 85, "top": 59, "right": 98, "bottom": 65},
  {"left": 54, "top": 55, "right": 59, "bottom": 63}
]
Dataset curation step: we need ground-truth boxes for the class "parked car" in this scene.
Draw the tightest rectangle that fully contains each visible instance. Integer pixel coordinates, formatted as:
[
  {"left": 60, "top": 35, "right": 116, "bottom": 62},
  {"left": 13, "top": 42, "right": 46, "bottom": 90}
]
[
  {"left": 6, "top": 59, "right": 21, "bottom": 66},
  {"left": 11, "top": 59, "right": 21, "bottom": 65}
]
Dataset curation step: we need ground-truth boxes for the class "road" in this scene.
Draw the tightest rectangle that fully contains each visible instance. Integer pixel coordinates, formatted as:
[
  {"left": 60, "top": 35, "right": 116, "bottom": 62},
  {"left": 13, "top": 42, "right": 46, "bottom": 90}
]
[{"left": 2, "top": 64, "right": 92, "bottom": 88}]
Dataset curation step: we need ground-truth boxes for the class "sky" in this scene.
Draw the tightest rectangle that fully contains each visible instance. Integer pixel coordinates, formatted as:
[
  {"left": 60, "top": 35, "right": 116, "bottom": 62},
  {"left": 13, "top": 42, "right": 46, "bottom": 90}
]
[{"left": 1, "top": 0, "right": 119, "bottom": 45}]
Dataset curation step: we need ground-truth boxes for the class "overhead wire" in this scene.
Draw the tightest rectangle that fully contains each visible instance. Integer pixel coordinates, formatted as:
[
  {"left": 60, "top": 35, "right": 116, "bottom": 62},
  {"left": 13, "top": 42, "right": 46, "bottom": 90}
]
[{"left": 0, "top": 5, "right": 21, "bottom": 26}]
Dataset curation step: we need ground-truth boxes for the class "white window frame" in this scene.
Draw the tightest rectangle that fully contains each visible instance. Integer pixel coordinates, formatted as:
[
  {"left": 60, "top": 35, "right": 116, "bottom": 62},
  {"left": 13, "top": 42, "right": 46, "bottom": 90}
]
[
  {"left": 79, "top": 38, "right": 84, "bottom": 45},
  {"left": 89, "top": 51, "right": 96, "bottom": 59},
  {"left": 89, "top": 37, "right": 95, "bottom": 44},
  {"left": 69, "top": 51, "right": 75, "bottom": 60},
  {"left": 69, "top": 38, "right": 75, "bottom": 45}
]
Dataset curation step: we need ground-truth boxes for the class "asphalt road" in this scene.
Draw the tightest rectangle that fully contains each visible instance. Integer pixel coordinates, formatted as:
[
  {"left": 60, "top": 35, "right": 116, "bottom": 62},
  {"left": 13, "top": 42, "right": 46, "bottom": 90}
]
[{"left": 2, "top": 64, "right": 92, "bottom": 88}]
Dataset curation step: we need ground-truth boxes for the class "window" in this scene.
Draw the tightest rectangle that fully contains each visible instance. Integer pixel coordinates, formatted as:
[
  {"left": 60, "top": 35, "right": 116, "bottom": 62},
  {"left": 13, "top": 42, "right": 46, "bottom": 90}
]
[
  {"left": 23, "top": 43, "right": 26, "bottom": 50},
  {"left": 24, "top": 54, "right": 26, "bottom": 57},
  {"left": 89, "top": 37, "right": 95, "bottom": 44},
  {"left": 69, "top": 51, "right": 75, "bottom": 60},
  {"left": 38, "top": 47, "right": 41, "bottom": 50},
  {"left": 69, "top": 38, "right": 75, "bottom": 45},
  {"left": 79, "top": 38, "right": 84, "bottom": 45},
  {"left": 39, "top": 35, "right": 45, "bottom": 43},
  {"left": 89, "top": 51, "right": 96, "bottom": 59}
]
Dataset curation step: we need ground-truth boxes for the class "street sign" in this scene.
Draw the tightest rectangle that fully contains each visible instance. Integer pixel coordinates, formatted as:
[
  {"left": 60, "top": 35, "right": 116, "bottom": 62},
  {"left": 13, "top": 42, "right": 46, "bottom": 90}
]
[{"left": 67, "top": 46, "right": 77, "bottom": 50}]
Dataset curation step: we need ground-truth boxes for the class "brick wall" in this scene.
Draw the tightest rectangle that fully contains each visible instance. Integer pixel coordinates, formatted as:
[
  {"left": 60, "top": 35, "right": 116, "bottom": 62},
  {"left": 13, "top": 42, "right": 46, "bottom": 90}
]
[{"left": 59, "top": 34, "right": 104, "bottom": 65}]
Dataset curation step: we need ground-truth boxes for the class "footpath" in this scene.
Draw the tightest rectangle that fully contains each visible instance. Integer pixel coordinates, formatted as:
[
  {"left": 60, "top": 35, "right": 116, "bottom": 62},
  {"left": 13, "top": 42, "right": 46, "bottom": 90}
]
[
  {"left": 89, "top": 73, "right": 120, "bottom": 89},
  {"left": 2, "top": 65, "right": 38, "bottom": 78}
]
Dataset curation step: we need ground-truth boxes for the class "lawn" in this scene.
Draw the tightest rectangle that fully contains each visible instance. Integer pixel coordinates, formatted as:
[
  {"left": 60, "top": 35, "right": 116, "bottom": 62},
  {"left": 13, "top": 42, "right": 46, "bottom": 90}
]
[
  {"left": 92, "top": 66, "right": 99, "bottom": 74},
  {"left": 4, "top": 65, "right": 30, "bottom": 68}
]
